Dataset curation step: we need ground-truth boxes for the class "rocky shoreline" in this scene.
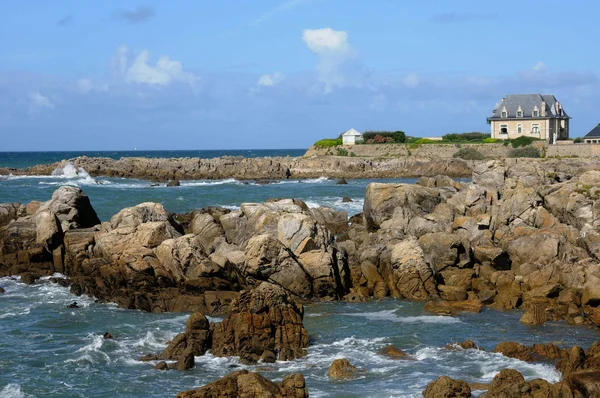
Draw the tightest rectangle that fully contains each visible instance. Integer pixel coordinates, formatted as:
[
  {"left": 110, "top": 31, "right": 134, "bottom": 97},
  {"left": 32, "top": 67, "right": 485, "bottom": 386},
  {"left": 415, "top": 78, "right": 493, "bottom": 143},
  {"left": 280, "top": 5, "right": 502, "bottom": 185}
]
[
  {"left": 0, "top": 155, "right": 473, "bottom": 180},
  {"left": 3, "top": 157, "right": 600, "bottom": 396}
]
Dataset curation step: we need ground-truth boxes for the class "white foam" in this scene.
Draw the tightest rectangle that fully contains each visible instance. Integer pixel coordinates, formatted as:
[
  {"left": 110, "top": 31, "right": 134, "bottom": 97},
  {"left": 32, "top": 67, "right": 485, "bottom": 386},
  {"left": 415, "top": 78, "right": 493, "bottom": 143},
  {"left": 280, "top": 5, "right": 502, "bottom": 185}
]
[
  {"left": 0, "top": 384, "right": 30, "bottom": 398},
  {"left": 340, "top": 309, "right": 462, "bottom": 324},
  {"left": 181, "top": 178, "right": 239, "bottom": 187},
  {"left": 303, "top": 176, "right": 330, "bottom": 184}
]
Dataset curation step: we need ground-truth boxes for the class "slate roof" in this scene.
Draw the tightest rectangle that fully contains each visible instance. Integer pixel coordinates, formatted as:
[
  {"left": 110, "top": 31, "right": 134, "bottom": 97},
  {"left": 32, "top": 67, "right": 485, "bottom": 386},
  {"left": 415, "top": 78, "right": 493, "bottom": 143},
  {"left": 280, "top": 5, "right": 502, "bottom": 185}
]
[
  {"left": 489, "top": 94, "right": 570, "bottom": 119},
  {"left": 584, "top": 124, "right": 600, "bottom": 138}
]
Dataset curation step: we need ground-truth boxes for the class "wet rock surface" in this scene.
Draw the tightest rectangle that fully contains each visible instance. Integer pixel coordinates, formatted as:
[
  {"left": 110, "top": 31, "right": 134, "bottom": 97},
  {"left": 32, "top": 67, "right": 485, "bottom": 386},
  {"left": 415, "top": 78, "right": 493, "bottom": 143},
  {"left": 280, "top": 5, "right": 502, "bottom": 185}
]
[{"left": 176, "top": 370, "right": 308, "bottom": 398}]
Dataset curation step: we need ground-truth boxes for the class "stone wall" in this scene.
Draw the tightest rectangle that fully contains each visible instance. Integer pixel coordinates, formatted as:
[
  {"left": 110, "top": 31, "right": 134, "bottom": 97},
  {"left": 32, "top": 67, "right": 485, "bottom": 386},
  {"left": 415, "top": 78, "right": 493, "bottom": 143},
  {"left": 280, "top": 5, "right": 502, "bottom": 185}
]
[{"left": 305, "top": 141, "right": 600, "bottom": 159}]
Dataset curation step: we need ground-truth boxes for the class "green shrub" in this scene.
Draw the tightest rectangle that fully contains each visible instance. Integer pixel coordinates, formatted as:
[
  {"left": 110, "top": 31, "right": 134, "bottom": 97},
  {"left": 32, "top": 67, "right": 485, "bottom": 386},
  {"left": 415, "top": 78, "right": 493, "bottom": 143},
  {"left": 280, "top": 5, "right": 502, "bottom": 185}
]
[
  {"left": 483, "top": 138, "right": 499, "bottom": 143},
  {"left": 414, "top": 138, "right": 436, "bottom": 144},
  {"left": 336, "top": 147, "right": 348, "bottom": 156},
  {"left": 349, "top": 152, "right": 356, "bottom": 157},
  {"left": 363, "top": 131, "right": 406, "bottom": 143},
  {"left": 453, "top": 147, "right": 486, "bottom": 160},
  {"left": 509, "top": 146, "right": 541, "bottom": 158},
  {"left": 510, "top": 136, "right": 540, "bottom": 148},
  {"left": 314, "top": 138, "right": 342, "bottom": 148},
  {"left": 443, "top": 132, "right": 489, "bottom": 142},
  {"left": 574, "top": 137, "right": 583, "bottom": 143}
]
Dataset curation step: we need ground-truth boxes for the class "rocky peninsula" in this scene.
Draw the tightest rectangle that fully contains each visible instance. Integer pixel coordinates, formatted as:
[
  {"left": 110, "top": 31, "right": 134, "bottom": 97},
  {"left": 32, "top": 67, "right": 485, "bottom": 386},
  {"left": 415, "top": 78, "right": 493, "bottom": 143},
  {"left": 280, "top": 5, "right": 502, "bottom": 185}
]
[
  {"left": 3, "top": 157, "right": 600, "bottom": 395},
  {"left": 0, "top": 154, "right": 472, "bottom": 180}
]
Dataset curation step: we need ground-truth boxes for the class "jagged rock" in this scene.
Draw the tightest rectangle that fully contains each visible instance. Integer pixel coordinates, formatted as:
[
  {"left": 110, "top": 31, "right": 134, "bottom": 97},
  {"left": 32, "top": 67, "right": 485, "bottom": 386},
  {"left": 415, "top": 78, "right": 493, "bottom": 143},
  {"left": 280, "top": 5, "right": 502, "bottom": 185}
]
[
  {"left": 103, "top": 332, "right": 113, "bottom": 339},
  {"left": 167, "top": 180, "right": 181, "bottom": 187},
  {"left": 154, "top": 361, "right": 168, "bottom": 371},
  {"left": 328, "top": 358, "right": 358, "bottom": 380},
  {"left": 210, "top": 283, "right": 309, "bottom": 364},
  {"left": 444, "top": 340, "right": 479, "bottom": 350},
  {"left": 389, "top": 239, "right": 437, "bottom": 300},
  {"left": 159, "top": 312, "right": 211, "bottom": 360},
  {"left": 363, "top": 183, "right": 441, "bottom": 231},
  {"left": 493, "top": 342, "right": 532, "bottom": 362},
  {"left": 0, "top": 287, "right": 5, "bottom": 294},
  {"left": 422, "top": 376, "right": 471, "bottom": 398},
  {"left": 486, "top": 369, "right": 531, "bottom": 398},
  {"left": 336, "top": 178, "right": 347, "bottom": 185},
  {"left": 176, "top": 370, "right": 308, "bottom": 398},
  {"left": 568, "top": 370, "right": 600, "bottom": 396},
  {"left": 173, "top": 346, "right": 195, "bottom": 371},
  {"left": 520, "top": 303, "right": 547, "bottom": 325}
]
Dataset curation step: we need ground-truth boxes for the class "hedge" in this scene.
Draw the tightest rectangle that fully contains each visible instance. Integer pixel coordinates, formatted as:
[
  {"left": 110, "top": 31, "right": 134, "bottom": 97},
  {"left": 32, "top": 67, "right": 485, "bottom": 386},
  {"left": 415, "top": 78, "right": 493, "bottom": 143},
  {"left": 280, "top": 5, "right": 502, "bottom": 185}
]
[{"left": 453, "top": 147, "right": 486, "bottom": 160}]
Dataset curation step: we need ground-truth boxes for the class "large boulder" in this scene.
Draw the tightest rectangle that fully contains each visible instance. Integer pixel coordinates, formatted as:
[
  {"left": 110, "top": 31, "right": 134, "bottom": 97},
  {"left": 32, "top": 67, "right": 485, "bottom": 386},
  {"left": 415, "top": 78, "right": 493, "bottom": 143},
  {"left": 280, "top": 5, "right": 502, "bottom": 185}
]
[
  {"left": 36, "top": 186, "right": 100, "bottom": 231},
  {"left": 0, "top": 187, "right": 100, "bottom": 273},
  {"left": 363, "top": 183, "right": 442, "bottom": 231},
  {"left": 210, "top": 282, "right": 309, "bottom": 364},
  {"left": 177, "top": 370, "right": 308, "bottom": 398},
  {"left": 422, "top": 376, "right": 471, "bottom": 398},
  {"left": 389, "top": 239, "right": 437, "bottom": 300},
  {"left": 328, "top": 358, "right": 358, "bottom": 380}
]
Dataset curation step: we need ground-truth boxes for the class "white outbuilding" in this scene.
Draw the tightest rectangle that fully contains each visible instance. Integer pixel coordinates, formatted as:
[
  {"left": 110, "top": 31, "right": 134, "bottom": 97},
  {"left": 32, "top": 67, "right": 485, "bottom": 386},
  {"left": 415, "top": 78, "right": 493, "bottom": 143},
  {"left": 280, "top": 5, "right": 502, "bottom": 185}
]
[{"left": 341, "top": 128, "right": 363, "bottom": 145}]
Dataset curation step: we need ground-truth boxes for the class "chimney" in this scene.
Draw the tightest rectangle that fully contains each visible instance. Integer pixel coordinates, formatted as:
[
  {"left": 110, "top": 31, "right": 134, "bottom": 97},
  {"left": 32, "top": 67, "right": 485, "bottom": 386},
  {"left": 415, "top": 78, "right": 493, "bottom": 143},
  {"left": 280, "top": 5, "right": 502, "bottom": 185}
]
[{"left": 541, "top": 100, "right": 546, "bottom": 116}]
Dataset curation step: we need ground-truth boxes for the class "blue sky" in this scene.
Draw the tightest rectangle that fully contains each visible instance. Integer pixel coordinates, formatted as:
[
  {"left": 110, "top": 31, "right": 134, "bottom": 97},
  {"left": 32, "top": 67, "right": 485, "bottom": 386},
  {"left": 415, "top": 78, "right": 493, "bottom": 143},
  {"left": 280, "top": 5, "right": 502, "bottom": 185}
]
[{"left": 1, "top": 0, "right": 599, "bottom": 150}]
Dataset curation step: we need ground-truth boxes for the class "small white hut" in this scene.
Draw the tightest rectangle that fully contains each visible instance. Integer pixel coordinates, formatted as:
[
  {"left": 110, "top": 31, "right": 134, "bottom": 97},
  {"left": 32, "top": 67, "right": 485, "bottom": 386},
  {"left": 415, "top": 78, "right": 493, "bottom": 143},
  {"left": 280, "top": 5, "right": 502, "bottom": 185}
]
[{"left": 342, "top": 128, "right": 363, "bottom": 145}]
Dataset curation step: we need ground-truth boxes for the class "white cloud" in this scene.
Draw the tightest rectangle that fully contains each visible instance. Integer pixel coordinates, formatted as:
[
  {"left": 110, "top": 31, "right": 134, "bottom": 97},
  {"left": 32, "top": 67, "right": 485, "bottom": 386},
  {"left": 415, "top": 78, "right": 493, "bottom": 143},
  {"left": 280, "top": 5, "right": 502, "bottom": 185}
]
[
  {"left": 532, "top": 61, "right": 546, "bottom": 72},
  {"left": 257, "top": 72, "right": 285, "bottom": 87},
  {"left": 402, "top": 73, "right": 420, "bottom": 88},
  {"left": 110, "top": 45, "right": 198, "bottom": 86},
  {"left": 28, "top": 91, "right": 54, "bottom": 112},
  {"left": 302, "top": 28, "right": 353, "bottom": 56},
  {"left": 302, "top": 28, "right": 364, "bottom": 93},
  {"left": 110, "top": 44, "right": 130, "bottom": 77},
  {"left": 76, "top": 78, "right": 108, "bottom": 93}
]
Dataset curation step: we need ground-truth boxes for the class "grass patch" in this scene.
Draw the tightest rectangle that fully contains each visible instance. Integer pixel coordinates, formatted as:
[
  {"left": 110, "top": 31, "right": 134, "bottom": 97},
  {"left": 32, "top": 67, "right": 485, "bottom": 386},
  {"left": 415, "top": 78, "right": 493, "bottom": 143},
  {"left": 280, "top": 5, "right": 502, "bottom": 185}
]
[
  {"left": 453, "top": 147, "right": 485, "bottom": 160},
  {"left": 508, "top": 146, "right": 541, "bottom": 158},
  {"left": 314, "top": 138, "right": 342, "bottom": 148}
]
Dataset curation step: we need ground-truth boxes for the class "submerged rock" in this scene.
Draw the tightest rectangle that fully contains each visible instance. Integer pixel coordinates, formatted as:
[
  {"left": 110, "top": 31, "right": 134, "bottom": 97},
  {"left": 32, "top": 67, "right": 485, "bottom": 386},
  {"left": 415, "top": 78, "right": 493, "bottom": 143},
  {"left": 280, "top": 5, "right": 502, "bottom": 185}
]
[
  {"left": 328, "top": 358, "right": 358, "bottom": 380},
  {"left": 377, "top": 345, "right": 411, "bottom": 360}
]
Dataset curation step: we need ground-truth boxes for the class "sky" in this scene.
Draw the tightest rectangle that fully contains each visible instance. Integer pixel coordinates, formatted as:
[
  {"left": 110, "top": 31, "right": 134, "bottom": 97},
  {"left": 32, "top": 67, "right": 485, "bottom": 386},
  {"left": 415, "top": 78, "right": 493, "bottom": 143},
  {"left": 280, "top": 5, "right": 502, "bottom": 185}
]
[{"left": 1, "top": 0, "right": 599, "bottom": 150}]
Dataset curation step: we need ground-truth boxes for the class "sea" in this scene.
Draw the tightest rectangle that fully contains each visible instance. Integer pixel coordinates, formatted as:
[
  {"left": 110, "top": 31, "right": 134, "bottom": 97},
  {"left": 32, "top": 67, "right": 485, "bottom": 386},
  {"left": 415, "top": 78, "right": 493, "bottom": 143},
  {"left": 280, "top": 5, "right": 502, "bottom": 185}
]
[{"left": 1, "top": 150, "right": 599, "bottom": 398}]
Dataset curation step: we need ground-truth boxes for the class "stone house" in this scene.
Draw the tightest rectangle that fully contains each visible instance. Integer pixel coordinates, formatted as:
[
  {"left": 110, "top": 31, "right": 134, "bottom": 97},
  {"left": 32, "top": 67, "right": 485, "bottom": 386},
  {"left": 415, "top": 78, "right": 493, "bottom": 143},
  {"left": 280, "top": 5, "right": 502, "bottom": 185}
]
[
  {"left": 487, "top": 94, "right": 570, "bottom": 144},
  {"left": 342, "top": 128, "right": 363, "bottom": 145},
  {"left": 583, "top": 124, "right": 600, "bottom": 144}
]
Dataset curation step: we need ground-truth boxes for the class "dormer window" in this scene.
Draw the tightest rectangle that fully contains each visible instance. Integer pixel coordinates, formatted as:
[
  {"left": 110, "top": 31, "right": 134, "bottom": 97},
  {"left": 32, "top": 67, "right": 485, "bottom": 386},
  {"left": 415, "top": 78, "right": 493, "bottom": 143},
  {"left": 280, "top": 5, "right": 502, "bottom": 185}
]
[
  {"left": 533, "top": 110, "right": 539, "bottom": 117},
  {"left": 501, "top": 111, "right": 507, "bottom": 118},
  {"left": 517, "top": 106, "right": 523, "bottom": 117}
]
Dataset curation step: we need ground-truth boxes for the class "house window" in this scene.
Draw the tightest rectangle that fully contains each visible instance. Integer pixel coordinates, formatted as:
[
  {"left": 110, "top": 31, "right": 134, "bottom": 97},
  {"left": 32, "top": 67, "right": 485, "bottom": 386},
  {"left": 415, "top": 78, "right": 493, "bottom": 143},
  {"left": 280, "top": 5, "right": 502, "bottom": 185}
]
[
  {"left": 500, "top": 125, "right": 508, "bottom": 134},
  {"left": 533, "top": 110, "right": 539, "bottom": 117},
  {"left": 532, "top": 124, "right": 540, "bottom": 134},
  {"left": 501, "top": 111, "right": 507, "bottom": 118},
  {"left": 517, "top": 124, "right": 522, "bottom": 134},
  {"left": 517, "top": 111, "right": 523, "bottom": 117}
]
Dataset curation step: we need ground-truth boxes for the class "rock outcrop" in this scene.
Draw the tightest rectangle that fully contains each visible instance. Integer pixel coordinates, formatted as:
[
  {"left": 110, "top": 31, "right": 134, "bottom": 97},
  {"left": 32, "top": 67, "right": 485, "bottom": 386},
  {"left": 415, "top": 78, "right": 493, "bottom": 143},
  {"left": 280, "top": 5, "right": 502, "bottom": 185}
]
[
  {"left": 211, "top": 283, "right": 309, "bottom": 364},
  {"left": 328, "top": 358, "right": 358, "bottom": 380},
  {"left": 177, "top": 370, "right": 308, "bottom": 398},
  {"left": 422, "top": 376, "right": 471, "bottom": 398}
]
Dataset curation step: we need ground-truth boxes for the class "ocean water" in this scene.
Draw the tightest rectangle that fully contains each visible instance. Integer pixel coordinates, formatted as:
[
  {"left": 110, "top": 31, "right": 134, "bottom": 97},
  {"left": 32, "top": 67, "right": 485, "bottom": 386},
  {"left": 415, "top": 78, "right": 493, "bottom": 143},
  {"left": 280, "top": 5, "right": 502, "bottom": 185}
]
[
  {"left": 0, "top": 150, "right": 306, "bottom": 169},
  {"left": 1, "top": 151, "right": 599, "bottom": 397},
  {"left": 1, "top": 276, "right": 599, "bottom": 398}
]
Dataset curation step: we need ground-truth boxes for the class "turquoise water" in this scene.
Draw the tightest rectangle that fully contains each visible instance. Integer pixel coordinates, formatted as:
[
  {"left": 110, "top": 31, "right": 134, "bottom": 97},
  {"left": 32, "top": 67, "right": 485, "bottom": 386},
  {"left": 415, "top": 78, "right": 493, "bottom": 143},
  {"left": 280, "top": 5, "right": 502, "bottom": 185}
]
[{"left": 1, "top": 151, "right": 598, "bottom": 397}]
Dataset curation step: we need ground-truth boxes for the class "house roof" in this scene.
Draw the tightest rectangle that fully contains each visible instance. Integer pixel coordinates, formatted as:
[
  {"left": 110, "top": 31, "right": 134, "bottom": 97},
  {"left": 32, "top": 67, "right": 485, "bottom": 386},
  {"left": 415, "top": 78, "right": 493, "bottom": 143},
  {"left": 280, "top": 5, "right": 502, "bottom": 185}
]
[
  {"left": 342, "top": 128, "right": 362, "bottom": 136},
  {"left": 489, "top": 94, "right": 570, "bottom": 119},
  {"left": 584, "top": 124, "right": 600, "bottom": 138}
]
